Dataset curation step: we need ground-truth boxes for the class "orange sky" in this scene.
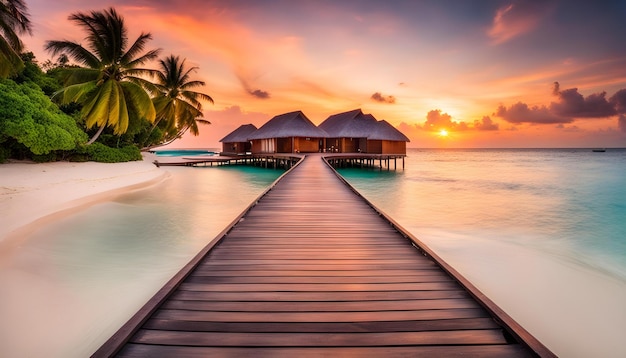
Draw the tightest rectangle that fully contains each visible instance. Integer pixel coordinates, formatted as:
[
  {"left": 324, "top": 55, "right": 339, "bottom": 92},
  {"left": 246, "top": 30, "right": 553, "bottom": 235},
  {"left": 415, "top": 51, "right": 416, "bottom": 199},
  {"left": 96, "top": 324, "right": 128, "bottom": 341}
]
[{"left": 22, "top": 0, "right": 626, "bottom": 148}]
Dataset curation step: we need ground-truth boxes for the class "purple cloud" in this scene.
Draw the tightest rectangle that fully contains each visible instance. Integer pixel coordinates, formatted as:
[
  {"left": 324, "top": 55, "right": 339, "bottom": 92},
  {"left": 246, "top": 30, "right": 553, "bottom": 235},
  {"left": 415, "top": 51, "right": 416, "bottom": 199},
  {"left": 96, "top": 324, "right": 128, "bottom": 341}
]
[
  {"left": 551, "top": 82, "right": 616, "bottom": 118},
  {"left": 610, "top": 89, "right": 626, "bottom": 114},
  {"left": 496, "top": 102, "right": 571, "bottom": 124},
  {"left": 371, "top": 92, "right": 396, "bottom": 104},
  {"left": 474, "top": 116, "right": 499, "bottom": 131}
]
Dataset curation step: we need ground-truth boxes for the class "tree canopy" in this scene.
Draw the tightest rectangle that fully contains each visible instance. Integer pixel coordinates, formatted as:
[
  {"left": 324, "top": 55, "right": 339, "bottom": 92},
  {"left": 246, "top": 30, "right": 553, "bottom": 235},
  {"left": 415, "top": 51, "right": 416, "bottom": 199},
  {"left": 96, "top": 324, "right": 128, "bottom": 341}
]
[
  {"left": 0, "top": 78, "right": 87, "bottom": 155},
  {"left": 45, "top": 7, "right": 160, "bottom": 144},
  {"left": 145, "top": 55, "right": 213, "bottom": 148},
  {"left": 0, "top": 0, "right": 32, "bottom": 78}
]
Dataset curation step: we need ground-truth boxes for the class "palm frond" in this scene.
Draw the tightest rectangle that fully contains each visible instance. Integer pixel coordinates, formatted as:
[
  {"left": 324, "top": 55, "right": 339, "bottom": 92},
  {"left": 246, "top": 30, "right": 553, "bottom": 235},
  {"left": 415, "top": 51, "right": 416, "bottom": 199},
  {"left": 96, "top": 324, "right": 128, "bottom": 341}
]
[
  {"left": 121, "top": 81, "right": 156, "bottom": 122},
  {"left": 56, "top": 81, "right": 97, "bottom": 104}
]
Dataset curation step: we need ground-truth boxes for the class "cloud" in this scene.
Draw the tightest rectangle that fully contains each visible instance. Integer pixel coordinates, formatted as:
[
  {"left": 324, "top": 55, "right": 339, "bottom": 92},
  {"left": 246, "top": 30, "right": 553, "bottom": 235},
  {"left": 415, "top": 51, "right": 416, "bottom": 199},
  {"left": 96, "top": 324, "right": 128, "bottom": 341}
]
[
  {"left": 371, "top": 92, "right": 396, "bottom": 104},
  {"left": 550, "top": 82, "right": 616, "bottom": 118},
  {"left": 248, "top": 89, "right": 271, "bottom": 99},
  {"left": 496, "top": 102, "right": 572, "bottom": 124},
  {"left": 487, "top": 1, "right": 551, "bottom": 44},
  {"left": 424, "top": 109, "right": 468, "bottom": 131},
  {"left": 610, "top": 89, "right": 626, "bottom": 114},
  {"left": 474, "top": 116, "right": 499, "bottom": 131},
  {"left": 237, "top": 73, "right": 271, "bottom": 99}
]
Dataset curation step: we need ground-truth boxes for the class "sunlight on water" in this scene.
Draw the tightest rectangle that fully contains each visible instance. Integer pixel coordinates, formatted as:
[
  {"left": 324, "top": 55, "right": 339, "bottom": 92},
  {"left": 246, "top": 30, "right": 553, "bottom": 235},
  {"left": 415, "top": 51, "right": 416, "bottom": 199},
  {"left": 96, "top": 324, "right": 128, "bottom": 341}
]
[
  {"left": 0, "top": 165, "right": 282, "bottom": 358},
  {"left": 339, "top": 148, "right": 626, "bottom": 358}
]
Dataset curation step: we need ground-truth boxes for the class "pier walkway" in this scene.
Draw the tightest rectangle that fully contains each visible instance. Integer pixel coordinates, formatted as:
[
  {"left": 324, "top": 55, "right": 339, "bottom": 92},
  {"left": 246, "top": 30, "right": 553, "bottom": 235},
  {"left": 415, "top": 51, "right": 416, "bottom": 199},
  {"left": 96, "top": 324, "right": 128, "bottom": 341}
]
[{"left": 94, "top": 154, "right": 553, "bottom": 357}]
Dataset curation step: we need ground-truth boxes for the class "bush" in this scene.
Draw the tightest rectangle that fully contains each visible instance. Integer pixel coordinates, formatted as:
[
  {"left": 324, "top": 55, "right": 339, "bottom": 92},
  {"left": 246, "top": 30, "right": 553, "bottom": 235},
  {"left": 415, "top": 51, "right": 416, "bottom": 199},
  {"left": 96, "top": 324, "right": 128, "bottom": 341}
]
[
  {"left": 0, "top": 79, "right": 87, "bottom": 156},
  {"left": 75, "top": 143, "right": 142, "bottom": 163}
]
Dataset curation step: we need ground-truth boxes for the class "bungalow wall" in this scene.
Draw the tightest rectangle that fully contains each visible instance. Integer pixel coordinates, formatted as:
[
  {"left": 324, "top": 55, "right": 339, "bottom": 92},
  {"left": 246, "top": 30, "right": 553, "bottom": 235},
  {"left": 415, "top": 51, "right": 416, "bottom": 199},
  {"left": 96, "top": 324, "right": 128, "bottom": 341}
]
[
  {"left": 294, "top": 137, "right": 321, "bottom": 153},
  {"left": 366, "top": 140, "right": 406, "bottom": 154},
  {"left": 325, "top": 138, "right": 366, "bottom": 153},
  {"left": 251, "top": 138, "right": 276, "bottom": 153},
  {"left": 222, "top": 141, "right": 251, "bottom": 154},
  {"left": 251, "top": 137, "right": 322, "bottom": 153}
]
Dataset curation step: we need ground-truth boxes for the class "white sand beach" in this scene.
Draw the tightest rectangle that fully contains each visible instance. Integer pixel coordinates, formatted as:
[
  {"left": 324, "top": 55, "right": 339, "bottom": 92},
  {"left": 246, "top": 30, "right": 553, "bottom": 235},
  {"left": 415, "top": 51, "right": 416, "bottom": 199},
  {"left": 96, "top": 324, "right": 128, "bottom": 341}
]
[{"left": 0, "top": 153, "right": 167, "bottom": 245}]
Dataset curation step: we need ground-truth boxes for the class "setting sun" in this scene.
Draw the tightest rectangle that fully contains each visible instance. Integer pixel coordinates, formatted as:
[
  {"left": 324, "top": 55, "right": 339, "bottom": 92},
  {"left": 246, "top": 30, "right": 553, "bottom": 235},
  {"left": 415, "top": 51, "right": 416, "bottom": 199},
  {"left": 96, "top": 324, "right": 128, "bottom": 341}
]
[{"left": 438, "top": 129, "right": 449, "bottom": 137}]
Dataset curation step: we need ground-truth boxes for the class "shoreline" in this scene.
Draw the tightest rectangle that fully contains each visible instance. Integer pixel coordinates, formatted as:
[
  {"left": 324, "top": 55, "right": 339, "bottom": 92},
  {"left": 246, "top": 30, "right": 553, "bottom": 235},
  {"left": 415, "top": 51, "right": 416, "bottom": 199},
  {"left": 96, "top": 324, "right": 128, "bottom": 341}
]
[{"left": 0, "top": 154, "right": 168, "bottom": 247}]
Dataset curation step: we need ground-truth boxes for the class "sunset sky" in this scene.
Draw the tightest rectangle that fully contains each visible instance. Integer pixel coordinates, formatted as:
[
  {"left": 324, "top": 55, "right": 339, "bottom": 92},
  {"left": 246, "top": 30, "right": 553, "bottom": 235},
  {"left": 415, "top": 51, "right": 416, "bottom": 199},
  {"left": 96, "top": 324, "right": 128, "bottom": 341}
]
[{"left": 22, "top": 0, "right": 626, "bottom": 148}]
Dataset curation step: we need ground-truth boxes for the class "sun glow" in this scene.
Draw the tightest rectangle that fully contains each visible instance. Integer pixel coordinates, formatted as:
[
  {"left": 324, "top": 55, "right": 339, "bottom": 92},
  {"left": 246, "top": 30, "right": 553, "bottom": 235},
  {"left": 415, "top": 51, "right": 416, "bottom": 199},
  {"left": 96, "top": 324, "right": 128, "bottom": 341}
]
[{"left": 438, "top": 129, "right": 449, "bottom": 137}]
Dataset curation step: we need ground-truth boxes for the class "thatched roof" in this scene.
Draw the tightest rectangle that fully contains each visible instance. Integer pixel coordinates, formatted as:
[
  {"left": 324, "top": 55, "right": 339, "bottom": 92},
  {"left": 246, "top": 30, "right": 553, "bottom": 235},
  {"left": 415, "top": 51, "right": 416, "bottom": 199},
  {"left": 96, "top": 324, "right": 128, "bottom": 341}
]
[
  {"left": 369, "top": 120, "right": 411, "bottom": 142},
  {"left": 319, "top": 109, "right": 409, "bottom": 142},
  {"left": 219, "top": 124, "right": 258, "bottom": 143},
  {"left": 319, "top": 109, "right": 377, "bottom": 138},
  {"left": 248, "top": 111, "right": 328, "bottom": 140}
]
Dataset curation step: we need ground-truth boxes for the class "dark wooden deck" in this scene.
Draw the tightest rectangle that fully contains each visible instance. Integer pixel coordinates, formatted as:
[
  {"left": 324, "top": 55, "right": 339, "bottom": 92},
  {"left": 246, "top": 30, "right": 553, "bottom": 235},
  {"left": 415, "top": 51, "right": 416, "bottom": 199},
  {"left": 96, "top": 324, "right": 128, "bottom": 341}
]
[{"left": 94, "top": 154, "right": 554, "bottom": 357}]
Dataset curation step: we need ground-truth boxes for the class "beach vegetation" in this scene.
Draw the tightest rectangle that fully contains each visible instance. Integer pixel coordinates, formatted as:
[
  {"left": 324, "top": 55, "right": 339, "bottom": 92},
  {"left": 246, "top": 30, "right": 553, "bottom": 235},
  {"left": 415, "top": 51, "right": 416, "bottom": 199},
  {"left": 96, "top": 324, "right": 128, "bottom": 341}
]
[
  {"left": 72, "top": 142, "right": 142, "bottom": 163},
  {"left": 0, "top": 78, "right": 87, "bottom": 160},
  {"left": 44, "top": 7, "right": 160, "bottom": 145},
  {"left": 13, "top": 52, "right": 62, "bottom": 95},
  {"left": 0, "top": 0, "right": 32, "bottom": 78},
  {"left": 141, "top": 55, "right": 213, "bottom": 149}
]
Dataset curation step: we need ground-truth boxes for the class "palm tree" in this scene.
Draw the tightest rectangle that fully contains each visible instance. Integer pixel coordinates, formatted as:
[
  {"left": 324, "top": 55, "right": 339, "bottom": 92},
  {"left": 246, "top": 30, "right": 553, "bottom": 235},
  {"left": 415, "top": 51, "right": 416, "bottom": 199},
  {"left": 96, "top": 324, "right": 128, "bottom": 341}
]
[
  {"left": 0, "top": 0, "right": 32, "bottom": 78},
  {"left": 45, "top": 7, "right": 160, "bottom": 144},
  {"left": 145, "top": 55, "right": 213, "bottom": 148}
]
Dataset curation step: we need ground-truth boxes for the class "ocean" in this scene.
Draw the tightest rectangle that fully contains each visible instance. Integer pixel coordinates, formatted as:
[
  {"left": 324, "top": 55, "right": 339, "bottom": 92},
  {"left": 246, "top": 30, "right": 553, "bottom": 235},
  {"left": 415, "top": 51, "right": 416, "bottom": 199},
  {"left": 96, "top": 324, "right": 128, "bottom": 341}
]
[{"left": 1, "top": 148, "right": 625, "bottom": 357}]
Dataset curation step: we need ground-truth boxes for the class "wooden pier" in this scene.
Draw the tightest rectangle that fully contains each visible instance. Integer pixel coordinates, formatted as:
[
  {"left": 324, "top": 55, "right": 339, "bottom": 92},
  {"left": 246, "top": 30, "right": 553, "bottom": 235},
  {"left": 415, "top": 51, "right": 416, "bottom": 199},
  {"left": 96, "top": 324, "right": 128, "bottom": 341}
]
[
  {"left": 152, "top": 153, "right": 302, "bottom": 170},
  {"left": 94, "top": 154, "right": 554, "bottom": 357}
]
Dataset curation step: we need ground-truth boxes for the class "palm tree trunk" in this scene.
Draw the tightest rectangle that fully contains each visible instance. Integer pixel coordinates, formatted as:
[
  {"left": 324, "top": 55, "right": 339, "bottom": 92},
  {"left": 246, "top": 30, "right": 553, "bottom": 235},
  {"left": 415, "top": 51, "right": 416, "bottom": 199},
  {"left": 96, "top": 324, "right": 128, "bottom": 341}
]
[{"left": 87, "top": 124, "right": 106, "bottom": 145}]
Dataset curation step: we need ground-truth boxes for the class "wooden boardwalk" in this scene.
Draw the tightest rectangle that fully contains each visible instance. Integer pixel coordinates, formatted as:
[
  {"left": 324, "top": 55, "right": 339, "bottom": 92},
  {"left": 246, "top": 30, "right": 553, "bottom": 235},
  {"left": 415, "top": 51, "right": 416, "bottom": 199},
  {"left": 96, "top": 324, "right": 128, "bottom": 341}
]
[{"left": 94, "top": 154, "right": 554, "bottom": 357}]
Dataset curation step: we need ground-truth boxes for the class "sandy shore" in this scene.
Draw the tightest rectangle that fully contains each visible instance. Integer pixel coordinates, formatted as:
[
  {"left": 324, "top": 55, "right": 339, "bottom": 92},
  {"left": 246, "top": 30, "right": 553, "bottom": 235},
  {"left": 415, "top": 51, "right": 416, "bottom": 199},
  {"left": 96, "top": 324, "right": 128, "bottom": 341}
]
[{"left": 0, "top": 153, "right": 168, "bottom": 245}]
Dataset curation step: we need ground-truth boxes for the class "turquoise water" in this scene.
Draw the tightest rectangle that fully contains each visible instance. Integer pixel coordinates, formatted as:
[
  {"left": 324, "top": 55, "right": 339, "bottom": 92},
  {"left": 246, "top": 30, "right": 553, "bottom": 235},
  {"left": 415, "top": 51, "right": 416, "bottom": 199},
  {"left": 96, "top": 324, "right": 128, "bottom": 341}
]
[
  {"left": 0, "top": 164, "right": 283, "bottom": 358},
  {"left": 1, "top": 149, "right": 625, "bottom": 357},
  {"left": 338, "top": 148, "right": 626, "bottom": 280},
  {"left": 338, "top": 148, "right": 626, "bottom": 357}
]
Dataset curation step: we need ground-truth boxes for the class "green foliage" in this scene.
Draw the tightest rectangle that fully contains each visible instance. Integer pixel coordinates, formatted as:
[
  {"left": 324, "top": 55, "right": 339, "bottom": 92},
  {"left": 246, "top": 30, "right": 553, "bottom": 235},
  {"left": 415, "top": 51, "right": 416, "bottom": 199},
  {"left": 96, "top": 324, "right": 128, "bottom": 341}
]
[
  {"left": 74, "top": 142, "right": 142, "bottom": 163},
  {"left": 0, "top": 79, "right": 87, "bottom": 156},
  {"left": 12, "top": 52, "right": 62, "bottom": 95},
  {"left": 0, "top": 0, "right": 32, "bottom": 78},
  {"left": 45, "top": 7, "right": 159, "bottom": 144}
]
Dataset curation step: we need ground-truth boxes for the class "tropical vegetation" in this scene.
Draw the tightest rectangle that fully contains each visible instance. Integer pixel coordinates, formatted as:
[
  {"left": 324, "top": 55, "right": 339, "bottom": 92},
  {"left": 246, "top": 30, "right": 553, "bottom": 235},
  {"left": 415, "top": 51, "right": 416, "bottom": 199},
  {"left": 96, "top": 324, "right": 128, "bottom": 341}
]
[
  {"left": 44, "top": 7, "right": 160, "bottom": 145},
  {"left": 143, "top": 55, "right": 213, "bottom": 148},
  {"left": 0, "top": 4, "right": 214, "bottom": 163},
  {"left": 0, "top": 0, "right": 32, "bottom": 78}
]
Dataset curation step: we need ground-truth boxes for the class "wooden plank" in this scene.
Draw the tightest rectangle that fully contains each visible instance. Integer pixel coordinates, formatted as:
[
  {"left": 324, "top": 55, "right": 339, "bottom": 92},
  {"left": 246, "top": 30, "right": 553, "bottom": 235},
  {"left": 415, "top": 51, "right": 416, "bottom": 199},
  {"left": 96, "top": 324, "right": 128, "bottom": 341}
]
[
  {"left": 161, "top": 298, "right": 481, "bottom": 312},
  {"left": 169, "top": 290, "right": 471, "bottom": 302},
  {"left": 130, "top": 329, "right": 508, "bottom": 346},
  {"left": 152, "top": 308, "right": 490, "bottom": 322},
  {"left": 186, "top": 274, "right": 453, "bottom": 283},
  {"left": 189, "top": 269, "right": 444, "bottom": 277},
  {"left": 143, "top": 317, "right": 501, "bottom": 333},
  {"left": 177, "top": 282, "right": 461, "bottom": 292},
  {"left": 117, "top": 344, "right": 535, "bottom": 358}
]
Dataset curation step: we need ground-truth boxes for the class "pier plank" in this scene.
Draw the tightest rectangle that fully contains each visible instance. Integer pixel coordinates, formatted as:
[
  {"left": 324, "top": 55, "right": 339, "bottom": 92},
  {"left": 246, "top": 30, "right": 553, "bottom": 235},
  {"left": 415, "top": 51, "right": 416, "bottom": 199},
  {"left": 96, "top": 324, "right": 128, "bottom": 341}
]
[{"left": 93, "top": 154, "right": 554, "bottom": 357}]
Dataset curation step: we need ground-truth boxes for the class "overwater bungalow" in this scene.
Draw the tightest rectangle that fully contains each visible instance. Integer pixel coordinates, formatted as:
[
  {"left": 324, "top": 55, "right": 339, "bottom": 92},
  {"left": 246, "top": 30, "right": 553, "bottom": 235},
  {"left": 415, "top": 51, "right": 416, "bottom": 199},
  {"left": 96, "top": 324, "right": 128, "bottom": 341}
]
[
  {"left": 367, "top": 119, "right": 410, "bottom": 154},
  {"left": 319, "top": 109, "right": 410, "bottom": 154},
  {"left": 248, "top": 111, "right": 328, "bottom": 153},
  {"left": 219, "top": 124, "right": 257, "bottom": 154},
  {"left": 318, "top": 109, "right": 372, "bottom": 153}
]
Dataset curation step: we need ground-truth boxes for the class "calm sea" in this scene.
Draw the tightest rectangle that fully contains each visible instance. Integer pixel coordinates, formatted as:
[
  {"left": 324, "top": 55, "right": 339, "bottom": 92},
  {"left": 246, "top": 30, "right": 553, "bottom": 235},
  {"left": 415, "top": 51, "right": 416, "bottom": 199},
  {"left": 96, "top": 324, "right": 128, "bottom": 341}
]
[{"left": 1, "top": 148, "right": 625, "bottom": 357}]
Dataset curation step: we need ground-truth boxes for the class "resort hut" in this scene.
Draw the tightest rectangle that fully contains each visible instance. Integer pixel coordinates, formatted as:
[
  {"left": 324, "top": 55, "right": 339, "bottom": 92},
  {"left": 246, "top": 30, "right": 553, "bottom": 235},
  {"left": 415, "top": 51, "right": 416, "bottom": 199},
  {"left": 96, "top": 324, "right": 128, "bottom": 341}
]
[
  {"left": 366, "top": 119, "right": 410, "bottom": 155},
  {"left": 318, "top": 109, "right": 375, "bottom": 153},
  {"left": 248, "top": 111, "right": 328, "bottom": 153},
  {"left": 219, "top": 124, "right": 257, "bottom": 154},
  {"left": 319, "top": 109, "right": 409, "bottom": 154}
]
